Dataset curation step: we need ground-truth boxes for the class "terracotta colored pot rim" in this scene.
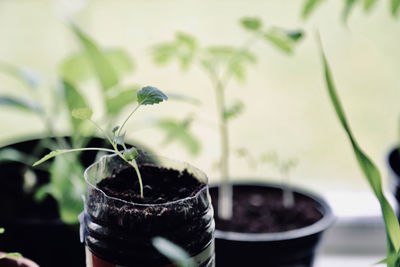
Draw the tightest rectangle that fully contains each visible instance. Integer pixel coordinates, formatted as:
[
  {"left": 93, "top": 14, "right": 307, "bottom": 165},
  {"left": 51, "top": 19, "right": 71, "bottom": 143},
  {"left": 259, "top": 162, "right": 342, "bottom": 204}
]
[
  {"left": 210, "top": 181, "right": 335, "bottom": 242},
  {"left": 0, "top": 253, "right": 39, "bottom": 267}
]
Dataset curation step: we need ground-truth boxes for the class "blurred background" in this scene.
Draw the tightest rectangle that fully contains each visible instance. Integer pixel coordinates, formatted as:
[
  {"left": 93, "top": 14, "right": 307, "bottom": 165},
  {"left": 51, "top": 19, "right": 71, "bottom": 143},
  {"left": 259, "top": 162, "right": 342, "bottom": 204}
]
[{"left": 1, "top": 0, "right": 399, "bottom": 197}]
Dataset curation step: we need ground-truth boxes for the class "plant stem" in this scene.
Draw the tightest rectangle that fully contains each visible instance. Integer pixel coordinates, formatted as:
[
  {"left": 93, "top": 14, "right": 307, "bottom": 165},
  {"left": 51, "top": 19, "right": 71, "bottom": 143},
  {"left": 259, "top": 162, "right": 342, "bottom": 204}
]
[{"left": 117, "top": 103, "right": 141, "bottom": 139}]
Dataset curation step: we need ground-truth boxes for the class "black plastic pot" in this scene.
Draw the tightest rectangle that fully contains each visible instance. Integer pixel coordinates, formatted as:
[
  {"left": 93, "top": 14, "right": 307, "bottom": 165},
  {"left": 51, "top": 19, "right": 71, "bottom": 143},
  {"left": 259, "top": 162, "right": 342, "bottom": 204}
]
[
  {"left": 388, "top": 147, "right": 400, "bottom": 218},
  {"left": 0, "top": 137, "right": 111, "bottom": 267},
  {"left": 210, "top": 182, "right": 334, "bottom": 267},
  {"left": 81, "top": 153, "right": 215, "bottom": 267}
]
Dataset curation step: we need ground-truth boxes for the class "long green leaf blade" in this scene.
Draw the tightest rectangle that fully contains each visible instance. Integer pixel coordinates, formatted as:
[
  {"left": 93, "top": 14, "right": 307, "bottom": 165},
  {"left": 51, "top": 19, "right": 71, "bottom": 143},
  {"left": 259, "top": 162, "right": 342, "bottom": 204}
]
[
  {"left": 69, "top": 23, "right": 119, "bottom": 91},
  {"left": 0, "top": 96, "right": 43, "bottom": 114},
  {"left": 318, "top": 36, "right": 400, "bottom": 260},
  {"left": 62, "top": 80, "right": 90, "bottom": 130},
  {"left": 302, "top": 0, "right": 325, "bottom": 19}
]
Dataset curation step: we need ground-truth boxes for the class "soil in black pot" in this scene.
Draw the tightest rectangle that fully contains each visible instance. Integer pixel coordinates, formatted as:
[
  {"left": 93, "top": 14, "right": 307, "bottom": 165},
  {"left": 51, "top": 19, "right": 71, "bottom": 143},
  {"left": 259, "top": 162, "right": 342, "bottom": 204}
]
[
  {"left": 210, "top": 185, "right": 322, "bottom": 233},
  {"left": 97, "top": 164, "right": 206, "bottom": 204}
]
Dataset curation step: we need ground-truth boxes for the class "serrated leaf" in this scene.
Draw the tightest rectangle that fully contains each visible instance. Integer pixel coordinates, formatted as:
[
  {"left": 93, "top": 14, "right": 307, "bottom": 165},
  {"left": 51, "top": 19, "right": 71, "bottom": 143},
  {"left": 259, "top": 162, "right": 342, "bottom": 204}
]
[
  {"left": 0, "top": 96, "right": 43, "bottom": 114},
  {"left": 0, "top": 62, "right": 40, "bottom": 89},
  {"left": 62, "top": 80, "right": 90, "bottom": 130},
  {"left": 223, "top": 101, "right": 244, "bottom": 120},
  {"left": 302, "top": 0, "right": 325, "bottom": 19},
  {"left": 318, "top": 36, "right": 400, "bottom": 260},
  {"left": 106, "top": 86, "right": 139, "bottom": 115},
  {"left": 137, "top": 86, "right": 168, "bottom": 105},
  {"left": 69, "top": 23, "right": 119, "bottom": 91},
  {"left": 391, "top": 0, "right": 400, "bottom": 16},
  {"left": 152, "top": 237, "right": 193, "bottom": 267},
  {"left": 157, "top": 118, "right": 201, "bottom": 155},
  {"left": 72, "top": 108, "right": 93, "bottom": 120},
  {"left": 123, "top": 147, "right": 138, "bottom": 161},
  {"left": 240, "top": 17, "right": 262, "bottom": 31}
]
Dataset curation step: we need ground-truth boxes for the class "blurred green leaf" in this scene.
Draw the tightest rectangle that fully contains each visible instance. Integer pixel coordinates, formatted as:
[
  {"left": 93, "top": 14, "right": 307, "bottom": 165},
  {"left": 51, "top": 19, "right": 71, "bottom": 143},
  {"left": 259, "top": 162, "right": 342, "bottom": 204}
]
[
  {"left": 264, "top": 29, "right": 294, "bottom": 54},
  {"left": 62, "top": 80, "right": 90, "bottom": 130},
  {"left": 240, "top": 17, "right": 262, "bottom": 31},
  {"left": 123, "top": 147, "right": 138, "bottom": 161},
  {"left": 48, "top": 155, "right": 85, "bottom": 224},
  {"left": 60, "top": 49, "right": 134, "bottom": 84},
  {"left": 72, "top": 107, "right": 93, "bottom": 120},
  {"left": 157, "top": 118, "right": 201, "bottom": 155},
  {"left": 364, "top": 0, "right": 377, "bottom": 11},
  {"left": 137, "top": 86, "right": 168, "bottom": 105},
  {"left": 0, "top": 228, "right": 4, "bottom": 234},
  {"left": 302, "top": 0, "right": 325, "bottom": 19},
  {"left": 0, "top": 63, "right": 40, "bottom": 89},
  {"left": 0, "top": 96, "right": 43, "bottom": 114},
  {"left": 287, "top": 30, "right": 304, "bottom": 42},
  {"left": 106, "top": 85, "right": 139, "bottom": 115},
  {"left": 68, "top": 23, "right": 119, "bottom": 91},
  {"left": 343, "top": 0, "right": 358, "bottom": 23},
  {"left": 167, "top": 93, "right": 202, "bottom": 106},
  {"left": 0, "top": 148, "right": 39, "bottom": 166},
  {"left": 203, "top": 46, "right": 257, "bottom": 82},
  {"left": 152, "top": 32, "right": 198, "bottom": 70},
  {"left": 152, "top": 237, "right": 193, "bottom": 267},
  {"left": 224, "top": 100, "right": 244, "bottom": 120},
  {"left": 318, "top": 36, "right": 400, "bottom": 264},
  {"left": 391, "top": 0, "right": 400, "bottom": 16}
]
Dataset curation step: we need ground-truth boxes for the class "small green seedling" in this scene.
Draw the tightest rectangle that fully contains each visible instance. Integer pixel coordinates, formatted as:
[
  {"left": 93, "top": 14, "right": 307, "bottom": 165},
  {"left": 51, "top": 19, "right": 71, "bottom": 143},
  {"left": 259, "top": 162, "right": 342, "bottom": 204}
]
[
  {"left": 152, "top": 237, "right": 195, "bottom": 267},
  {"left": 318, "top": 34, "right": 400, "bottom": 266},
  {"left": 152, "top": 17, "right": 303, "bottom": 220},
  {"left": 33, "top": 86, "right": 168, "bottom": 198},
  {"left": 0, "top": 228, "right": 22, "bottom": 260}
]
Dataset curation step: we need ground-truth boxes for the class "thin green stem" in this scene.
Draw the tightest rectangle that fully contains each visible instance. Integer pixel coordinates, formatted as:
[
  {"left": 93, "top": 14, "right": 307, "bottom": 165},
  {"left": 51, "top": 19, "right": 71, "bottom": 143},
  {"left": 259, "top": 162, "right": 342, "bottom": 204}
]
[
  {"left": 117, "top": 103, "right": 141, "bottom": 139},
  {"left": 89, "top": 119, "right": 114, "bottom": 146}
]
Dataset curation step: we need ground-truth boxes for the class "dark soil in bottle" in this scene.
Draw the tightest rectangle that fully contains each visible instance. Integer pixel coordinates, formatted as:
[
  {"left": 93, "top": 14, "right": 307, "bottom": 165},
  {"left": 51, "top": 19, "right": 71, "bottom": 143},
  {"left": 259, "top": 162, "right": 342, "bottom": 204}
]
[
  {"left": 96, "top": 164, "right": 206, "bottom": 204},
  {"left": 210, "top": 185, "right": 322, "bottom": 233}
]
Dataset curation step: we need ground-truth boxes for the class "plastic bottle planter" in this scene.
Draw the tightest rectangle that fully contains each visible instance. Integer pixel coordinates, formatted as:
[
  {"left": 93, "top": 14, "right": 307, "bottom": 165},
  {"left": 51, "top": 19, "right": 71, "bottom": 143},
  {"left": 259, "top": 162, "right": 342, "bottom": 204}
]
[
  {"left": 81, "top": 153, "right": 215, "bottom": 267},
  {"left": 210, "top": 182, "right": 334, "bottom": 267},
  {"left": 388, "top": 148, "right": 400, "bottom": 218}
]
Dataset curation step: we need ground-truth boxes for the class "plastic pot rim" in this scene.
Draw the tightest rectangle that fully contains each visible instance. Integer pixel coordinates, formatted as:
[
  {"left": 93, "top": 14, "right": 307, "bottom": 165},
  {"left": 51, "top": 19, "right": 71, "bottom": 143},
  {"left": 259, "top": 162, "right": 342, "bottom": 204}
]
[
  {"left": 84, "top": 153, "right": 209, "bottom": 208},
  {"left": 210, "top": 181, "right": 335, "bottom": 242}
]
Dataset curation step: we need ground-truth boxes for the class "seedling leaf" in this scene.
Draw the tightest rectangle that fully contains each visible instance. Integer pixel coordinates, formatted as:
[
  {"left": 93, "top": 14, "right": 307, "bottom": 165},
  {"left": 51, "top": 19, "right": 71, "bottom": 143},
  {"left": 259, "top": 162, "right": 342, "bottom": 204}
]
[
  {"left": 137, "top": 86, "right": 168, "bottom": 105},
  {"left": 123, "top": 147, "right": 138, "bottom": 161},
  {"left": 152, "top": 237, "right": 193, "bottom": 267},
  {"left": 0, "top": 96, "right": 43, "bottom": 114},
  {"left": 72, "top": 108, "right": 93, "bottom": 120},
  {"left": 0, "top": 253, "right": 23, "bottom": 259},
  {"left": 240, "top": 17, "right": 262, "bottom": 31},
  {"left": 318, "top": 35, "right": 400, "bottom": 262}
]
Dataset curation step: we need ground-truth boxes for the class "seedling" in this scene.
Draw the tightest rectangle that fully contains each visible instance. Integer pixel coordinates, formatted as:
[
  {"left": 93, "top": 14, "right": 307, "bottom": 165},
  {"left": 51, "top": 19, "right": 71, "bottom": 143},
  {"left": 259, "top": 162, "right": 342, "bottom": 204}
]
[
  {"left": 33, "top": 86, "right": 168, "bottom": 198},
  {"left": 0, "top": 228, "right": 22, "bottom": 260},
  {"left": 152, "top": 17, "right": 303, "bottom": 220},
  {"left": 318, "top": 35, "right": 400, "bottom": 266}
]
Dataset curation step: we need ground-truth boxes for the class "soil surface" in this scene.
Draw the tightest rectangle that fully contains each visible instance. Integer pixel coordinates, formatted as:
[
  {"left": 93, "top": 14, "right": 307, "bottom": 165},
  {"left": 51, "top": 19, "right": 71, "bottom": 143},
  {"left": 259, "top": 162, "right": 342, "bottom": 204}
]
[
  {"left": 97, "top": 164, "right": 206, "bottom": 204},
  {"left": 210, "top": 185, "right": 322, "bottom": 233}
]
